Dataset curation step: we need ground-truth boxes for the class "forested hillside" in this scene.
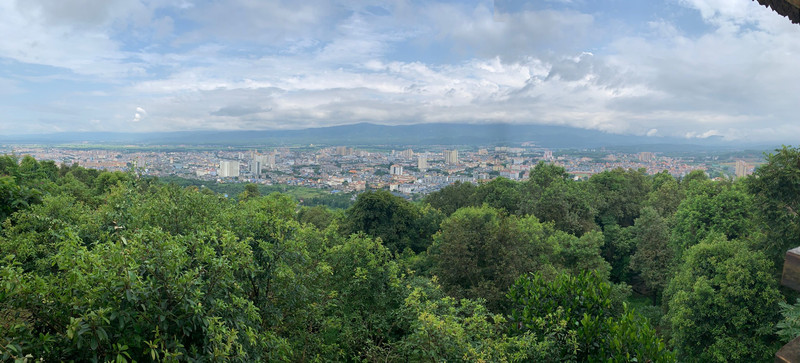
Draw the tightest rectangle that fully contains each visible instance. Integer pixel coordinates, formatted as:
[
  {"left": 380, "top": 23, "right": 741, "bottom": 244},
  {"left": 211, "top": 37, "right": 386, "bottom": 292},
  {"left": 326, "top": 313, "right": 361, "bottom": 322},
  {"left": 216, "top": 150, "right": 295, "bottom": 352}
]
[{"left": 2, "top": 148, "right": 800, "bottom": 361}]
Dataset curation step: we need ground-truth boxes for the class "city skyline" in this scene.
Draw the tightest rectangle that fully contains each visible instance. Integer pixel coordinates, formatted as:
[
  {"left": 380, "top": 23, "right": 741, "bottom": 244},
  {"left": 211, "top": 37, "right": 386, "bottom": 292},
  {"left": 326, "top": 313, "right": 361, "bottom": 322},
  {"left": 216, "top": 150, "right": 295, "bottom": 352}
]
[{"left": 2, "top": 141, "right": 758, "bottom": 197}]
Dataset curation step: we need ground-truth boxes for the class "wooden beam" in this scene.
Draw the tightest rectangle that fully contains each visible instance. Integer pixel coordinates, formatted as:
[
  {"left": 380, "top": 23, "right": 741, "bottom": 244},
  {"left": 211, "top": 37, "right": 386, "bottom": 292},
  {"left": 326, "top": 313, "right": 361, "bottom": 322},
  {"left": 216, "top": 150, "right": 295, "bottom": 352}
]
[
  {"left": 782, "top": 247, "right": 800, "bottom": 291},
  {"left": 777, "top": 336, "right": 800, "bottom": 362}
]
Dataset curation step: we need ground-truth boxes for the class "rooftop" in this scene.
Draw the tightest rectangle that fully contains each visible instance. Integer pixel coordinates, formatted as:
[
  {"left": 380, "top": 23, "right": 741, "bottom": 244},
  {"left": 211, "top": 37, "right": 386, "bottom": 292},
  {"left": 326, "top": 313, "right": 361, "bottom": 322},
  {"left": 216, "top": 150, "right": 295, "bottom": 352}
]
[{"left": 755, "top": 0, "right": 800, "bottom": 23}]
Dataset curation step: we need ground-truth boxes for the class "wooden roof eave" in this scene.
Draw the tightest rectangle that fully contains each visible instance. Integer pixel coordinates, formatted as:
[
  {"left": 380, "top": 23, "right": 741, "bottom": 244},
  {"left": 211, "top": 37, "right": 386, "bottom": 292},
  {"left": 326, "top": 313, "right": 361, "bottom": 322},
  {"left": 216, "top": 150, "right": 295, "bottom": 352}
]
[{"left": 754, "top": 0, "right": 800, "bottom": 24}]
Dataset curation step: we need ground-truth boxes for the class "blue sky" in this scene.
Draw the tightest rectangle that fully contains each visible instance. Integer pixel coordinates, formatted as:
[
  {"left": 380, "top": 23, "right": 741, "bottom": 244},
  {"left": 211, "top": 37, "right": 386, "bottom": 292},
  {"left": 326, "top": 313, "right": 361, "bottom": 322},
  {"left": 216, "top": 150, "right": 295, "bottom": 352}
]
[{"left": 1, "top": 0, "right": 799, "bottom": 142}]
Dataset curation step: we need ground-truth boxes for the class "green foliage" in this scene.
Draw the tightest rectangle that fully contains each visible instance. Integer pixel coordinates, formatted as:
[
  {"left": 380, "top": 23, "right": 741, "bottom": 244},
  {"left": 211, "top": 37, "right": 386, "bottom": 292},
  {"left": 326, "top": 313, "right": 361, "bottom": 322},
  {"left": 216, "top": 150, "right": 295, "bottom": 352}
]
[
  {"left": 100, "top": 182, "right": 229, "bottom": 236},
  {"left": 527, "top": 161, "right": 571, "bottom": 190},
  {"left": 3, "top": 153, "right": 791, "bottom": 361},
  {"left": 1, "top": 227, "right": 269, "bottom": 361},
  {"left": 552, "top": 229, "right": 612, "bottom": 280},
  {"left": 470, "top": 177, "right": 522, "bottom": 214},
  {"left": 237, "top": 183, "right": 261, "bottom": 201},
  {"left": 55, "top": 173, "right": 98, "bottom": 206},
  {"left": 0, "top": 176, "right": 42, "bottom": 225},
  {"left": 664, "top": 233, "right": 782, "bottom": 362},
  {"left": 423, "top": 181, "right": 477, "bottom": 215},
  {"left": 429, "top": 206, "right": 556, "bottom": 311},
  {"left": 317, "top": 233, "right": 406, "bottom": 359},
  {"left": 1, "top": 194, "right": 101, "bottom": 274},
  {"left": 670, "top": 182, "right": 754, "bottom": 260},
  {"left": 161, "top": 176, "right": 356, "bottom": 209},
  {"left": 681, "top": 169, "right": 709, "bottom": 186},
  {"left": 517, "top": 162, "right": 596, "bottom": 236},
  {"left": 396, "top": 286, "right": 553, "bottom": 362},
  {"left": 92, "top": 171, "right": 133, "bottom": 195},
  {"left": 344, "top": 190, "right": 441, "bottom": 253},
  {"left": 747, "top": 146, "right": 800, "bottom": 264},
  {"left": 526, "top": 179, "right": 596, "bottom": 237},
  {"left": 647, "top": 173, "right": 683, "bottom": 218},
  {"left": 0, "top": 155, "right": 19, "bottom": 176},
  {"left": 589, "top": 168, "right": 650, "bottom": 228},
  {"left": 297, "top": 205, "right": 338, "bottom": 230},
  {"left": 508, "top": 271, "right": 673, "bottom": 362},
  {"left": 600, "top": 223, "right": 634, "bottom": 284},
  {"left": 630, "top": 207, "right": 673, "bottom": 303},
  {"left": 777, "top": 299, "right": 800, "bottom": 342}
]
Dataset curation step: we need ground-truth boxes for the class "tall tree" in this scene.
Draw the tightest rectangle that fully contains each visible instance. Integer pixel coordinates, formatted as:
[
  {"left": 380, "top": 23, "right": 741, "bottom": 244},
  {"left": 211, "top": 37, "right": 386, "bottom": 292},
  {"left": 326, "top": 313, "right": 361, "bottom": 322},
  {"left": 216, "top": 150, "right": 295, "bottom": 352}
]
[
  {"left": 344, "top": 190, "right": 439, "bottom": 253},
  {"left": 663, "top": 233, "right": 781, "bottom": 362},
  {"left": 590, "top": 168, "right": 650, "bottom": 228},
  {"left": 747, "top": 146, "right": 800, "bottom": 263},
  {"left": 429, "top": 206, "right": 556, "bottom": 311},
  {"left": 508, "top": 271, "right": 673, "bottom": 362},
  {"left": 670, "top": 183, "right": 754, "bottom": 260},
  {"left": 518, "top": 162, "right": 596, "bottom": 236},
  {"left": 529, "top": 179, "right": 596, "bottom": 236},
  {"left": 470, "top": 177, "right": 521, "bottom": 214},
  {"left": 525, "top": 161, "right": 571, "bottom": 192},
  {"left": 629, "top": 207, "right": 672, "bottom": 304},
  {"left": 601, "top": 223, "right": 635, "bottom": 284},
  {"left": 237, "top": 183, "right": 261, "bottom": 201},
  {"left": 647, "top": 174, "right": 683, "bottom": 218},
  {"left": 422, "top": 181, "right": 476, "bottom": 215}
]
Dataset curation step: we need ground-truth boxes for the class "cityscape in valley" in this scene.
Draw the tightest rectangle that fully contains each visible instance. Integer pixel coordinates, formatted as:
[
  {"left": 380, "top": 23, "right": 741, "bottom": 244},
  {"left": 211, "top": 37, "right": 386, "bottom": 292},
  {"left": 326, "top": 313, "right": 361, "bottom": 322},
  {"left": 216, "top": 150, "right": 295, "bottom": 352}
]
[
  {"left": 7, "top": 0, "right": 800, "bottom": 361},
  {"left": 1, "top": 140, "right": 759, "bottom": 197}
]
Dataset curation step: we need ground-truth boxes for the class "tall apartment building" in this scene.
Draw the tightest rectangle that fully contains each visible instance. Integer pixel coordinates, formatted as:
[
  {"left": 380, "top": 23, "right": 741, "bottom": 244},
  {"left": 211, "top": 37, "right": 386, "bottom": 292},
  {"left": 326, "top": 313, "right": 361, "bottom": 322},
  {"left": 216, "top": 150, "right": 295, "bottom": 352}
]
[
  {"left": 443, "top": 149, "right": 458, "bottom": 165},
  {"left": 218, "top": 160, "right": 240, "bottom": 177},
  {"left": 638, "top": 152, "right": 655, "bottom": 162},
  {"left": 250, "top": 160, "right": 262, "bottom": 175},
  {"left": 335, "top": 146, "right": 352, "bottom": 156},
  {"left": 250, "top": 154, "right": 276, "bottom": 172},
  {"left": 390, "top": 164, "right": 403, "bottom": 176},
  {"left": 735, "top": 160, "right": 749, "bottom": 178},
  {"left": 418, "top": 155, "right": 428, "bottom": 171}
]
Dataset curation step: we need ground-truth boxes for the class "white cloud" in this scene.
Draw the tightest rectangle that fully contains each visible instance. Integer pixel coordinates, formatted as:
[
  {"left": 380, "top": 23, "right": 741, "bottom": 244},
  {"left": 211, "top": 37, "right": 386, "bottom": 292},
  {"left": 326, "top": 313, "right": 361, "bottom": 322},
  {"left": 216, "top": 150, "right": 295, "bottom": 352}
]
[
  {"left": 685, "top": 129, "right": 720, "bottom": 139},
  {"left": 422, "top": 2, "right": 595, "bottom": 59},
  {"left": 132, "top": 106, "right": 147, "bottom": 122},
  {"left": 2, "top": 0, "right": 800, "bottom": 143}
]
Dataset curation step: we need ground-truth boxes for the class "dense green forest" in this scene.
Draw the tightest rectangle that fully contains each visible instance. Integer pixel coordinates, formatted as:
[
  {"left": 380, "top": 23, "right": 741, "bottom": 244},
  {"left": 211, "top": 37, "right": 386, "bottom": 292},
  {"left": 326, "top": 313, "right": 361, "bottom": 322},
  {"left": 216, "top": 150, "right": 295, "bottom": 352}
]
[
  {"left": 2, "top": 147, "right": 800, "bottom": 361},
  {"left": 159, "top": 176, "right": 356, "bottom": 209}
]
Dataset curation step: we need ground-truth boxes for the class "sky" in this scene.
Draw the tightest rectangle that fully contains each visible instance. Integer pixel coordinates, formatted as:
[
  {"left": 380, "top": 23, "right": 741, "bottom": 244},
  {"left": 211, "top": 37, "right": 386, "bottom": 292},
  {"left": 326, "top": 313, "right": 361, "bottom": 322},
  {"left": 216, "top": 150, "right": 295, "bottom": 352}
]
[{"left": 1, "top": 0, "right": 800, "bottom": 142}]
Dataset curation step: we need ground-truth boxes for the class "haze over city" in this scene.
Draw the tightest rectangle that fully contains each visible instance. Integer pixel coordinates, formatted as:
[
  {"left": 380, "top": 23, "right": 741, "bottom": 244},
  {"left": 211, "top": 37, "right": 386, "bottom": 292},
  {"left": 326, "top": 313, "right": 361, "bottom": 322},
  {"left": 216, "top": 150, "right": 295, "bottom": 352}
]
[{"left": 2, "top": 0, "right": 799, "bottom": 143}]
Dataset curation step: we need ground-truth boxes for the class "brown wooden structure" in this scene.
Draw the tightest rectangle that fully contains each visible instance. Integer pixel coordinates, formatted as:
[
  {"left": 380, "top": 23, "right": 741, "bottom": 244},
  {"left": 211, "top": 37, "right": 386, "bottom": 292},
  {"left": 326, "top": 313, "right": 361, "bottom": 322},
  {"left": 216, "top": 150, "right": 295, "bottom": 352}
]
[
  {"left": 755, "top": 0, "right": 800, "bottom": 23},
  {"left": 778, "top": 248, "right": 800, "bottom": 362}
]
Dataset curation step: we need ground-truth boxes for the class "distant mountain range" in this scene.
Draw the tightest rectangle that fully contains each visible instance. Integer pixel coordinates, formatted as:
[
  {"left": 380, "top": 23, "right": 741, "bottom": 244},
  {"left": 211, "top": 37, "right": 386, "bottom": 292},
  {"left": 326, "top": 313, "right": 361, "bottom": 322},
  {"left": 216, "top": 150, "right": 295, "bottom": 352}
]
[{"left": 0, "top": 123, "right": 777, "bottom": 151}]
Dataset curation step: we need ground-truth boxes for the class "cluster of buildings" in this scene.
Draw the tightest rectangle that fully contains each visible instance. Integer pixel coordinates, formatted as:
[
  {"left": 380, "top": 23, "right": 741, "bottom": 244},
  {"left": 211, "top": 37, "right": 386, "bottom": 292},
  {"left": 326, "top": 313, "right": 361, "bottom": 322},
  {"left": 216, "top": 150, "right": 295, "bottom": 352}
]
[{"left": 1, "top": 144, "right": 754, "bottom": 196}]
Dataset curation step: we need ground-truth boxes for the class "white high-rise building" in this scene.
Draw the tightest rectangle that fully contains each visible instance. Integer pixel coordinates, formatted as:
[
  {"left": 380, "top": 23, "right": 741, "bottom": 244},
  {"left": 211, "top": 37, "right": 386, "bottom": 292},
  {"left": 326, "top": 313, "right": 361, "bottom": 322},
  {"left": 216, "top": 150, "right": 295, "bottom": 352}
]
[
  {"left": 335, "top": 146, "right": 352, "bottom": 156},
  {"left": 443, "top": 150, "right": 458, "bottom": 165},
  {"left": 250, "top": 160, "right": 262, "bottom": 175},
  {"left": 390, "top": 164, "right": 403, "bottom": 176},
  {"left": 252, "top": 154, "right": 276, "bottom": 170},
  {"left": 735, "top": 160, "right": 749, "bottom": 178},
  {"left": 218, "top": 160, "right": 240, "bottom": 177},
  {"left": 418, "top": 155, "right": 428, "bottom": 171},
  {"left": 638, "top": 152, "right": 655, "bottom": 162}
]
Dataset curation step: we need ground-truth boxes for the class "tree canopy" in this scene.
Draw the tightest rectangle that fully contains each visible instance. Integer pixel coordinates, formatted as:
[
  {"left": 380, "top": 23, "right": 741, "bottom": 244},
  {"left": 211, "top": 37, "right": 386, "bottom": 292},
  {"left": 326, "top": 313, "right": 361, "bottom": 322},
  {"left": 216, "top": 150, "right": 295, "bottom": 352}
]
[{"left": 1, "top": 150, "right": 799, "bottom": 361}]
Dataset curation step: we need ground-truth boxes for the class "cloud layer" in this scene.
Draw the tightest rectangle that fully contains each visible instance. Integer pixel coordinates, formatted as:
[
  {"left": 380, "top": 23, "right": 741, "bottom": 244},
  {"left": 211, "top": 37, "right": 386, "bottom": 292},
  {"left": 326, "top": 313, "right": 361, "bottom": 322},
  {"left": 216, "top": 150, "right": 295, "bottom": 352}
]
[{"left": 1, "top": 0, "right": 799, "bottom": 142}]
